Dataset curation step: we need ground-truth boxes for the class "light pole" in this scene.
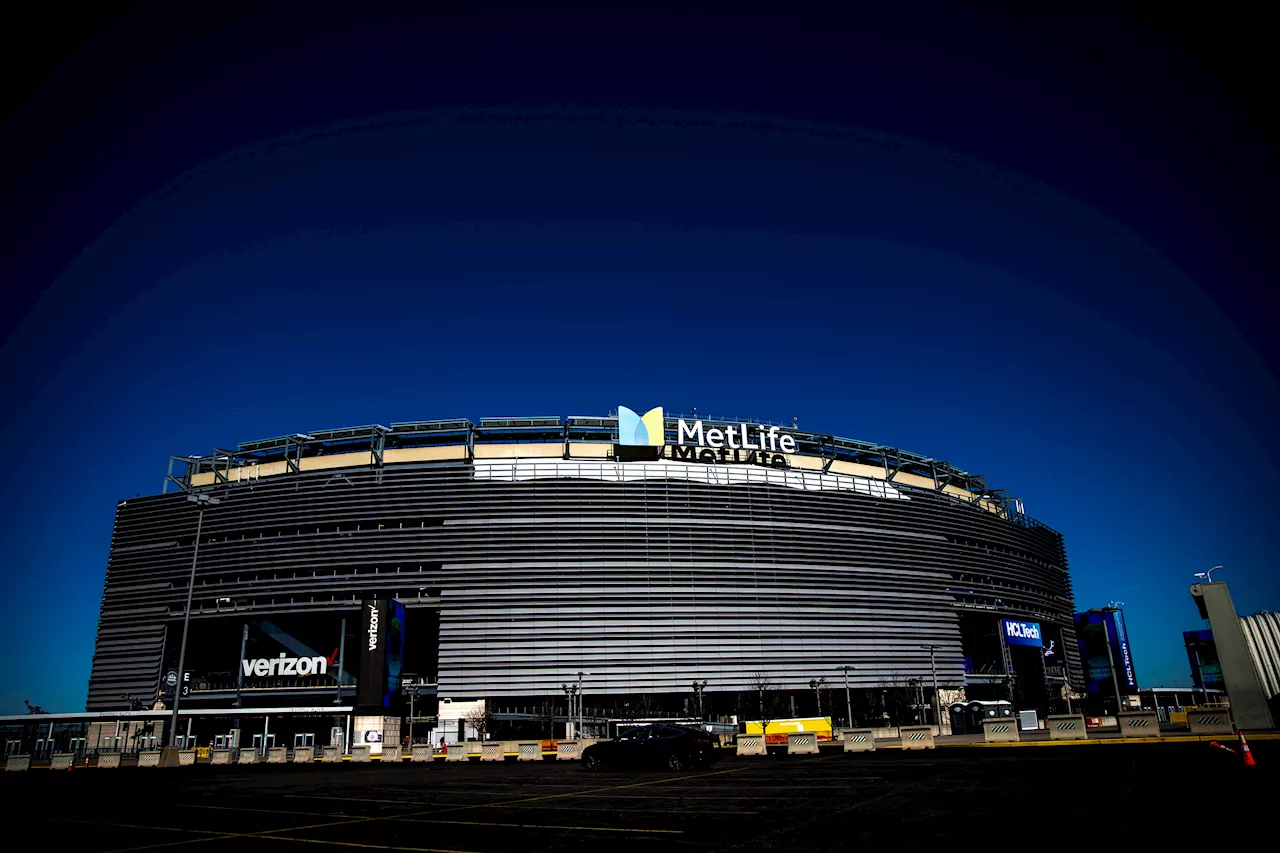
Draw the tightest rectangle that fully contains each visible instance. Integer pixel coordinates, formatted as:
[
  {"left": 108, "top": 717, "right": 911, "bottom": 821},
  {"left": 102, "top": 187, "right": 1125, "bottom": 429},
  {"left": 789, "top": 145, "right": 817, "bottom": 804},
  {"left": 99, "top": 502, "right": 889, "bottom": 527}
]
[
  {"left": 808, "top": 678, "right": 826, "bottom": 724},
  {"left": 169, "top": 492, "right": 220, "bottom": 746},
  {"left": 408, "top": 683, "right": 420, "bottom": 747},
  {"left": 577, "top": 671, "right": 589, "bottom": 739},
  {"left": 691, "top": 680, "right": 708, "bottom": 721},
  {"left": 921, "top": 645, "right": 942, "bottom": 730},
  {"left": 838, "top": 666, "right": 854, "bottom": 728},
  {"left": 561, "top": 683, "right": 578, "bottom": 738}
]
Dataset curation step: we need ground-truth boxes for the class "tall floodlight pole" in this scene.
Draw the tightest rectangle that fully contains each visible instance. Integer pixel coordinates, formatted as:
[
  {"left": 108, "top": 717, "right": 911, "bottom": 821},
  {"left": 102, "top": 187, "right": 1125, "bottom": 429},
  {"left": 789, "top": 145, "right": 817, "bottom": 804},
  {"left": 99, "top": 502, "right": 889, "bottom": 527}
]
[
  {"left": 921, "top": 645, "right": 942, "bottom": 729},
  {"left": 838, "top": 666, "right": 854, "bottom": 728},
  {"left": 169, "top": 492, "right": 220, "bottom": 746}
]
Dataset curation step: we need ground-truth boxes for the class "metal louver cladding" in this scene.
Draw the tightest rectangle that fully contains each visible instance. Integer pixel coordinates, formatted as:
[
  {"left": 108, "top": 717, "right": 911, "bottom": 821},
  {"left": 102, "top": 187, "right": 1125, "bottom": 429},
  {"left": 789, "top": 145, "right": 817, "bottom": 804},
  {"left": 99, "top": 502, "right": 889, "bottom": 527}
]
[{"left": 88, "top": 452, "right": 1078, "bottom": 709}]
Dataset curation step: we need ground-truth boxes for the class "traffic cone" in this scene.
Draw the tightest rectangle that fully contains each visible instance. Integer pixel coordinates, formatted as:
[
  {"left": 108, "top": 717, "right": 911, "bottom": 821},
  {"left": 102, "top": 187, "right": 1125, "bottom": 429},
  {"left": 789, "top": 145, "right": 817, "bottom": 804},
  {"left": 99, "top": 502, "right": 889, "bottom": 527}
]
[
  {"left": 1239, "top": 731, "right": 1257, "bottom": 767},
  {"left": 1210, "top": 740, "right": 1236, "bottom": 754}
]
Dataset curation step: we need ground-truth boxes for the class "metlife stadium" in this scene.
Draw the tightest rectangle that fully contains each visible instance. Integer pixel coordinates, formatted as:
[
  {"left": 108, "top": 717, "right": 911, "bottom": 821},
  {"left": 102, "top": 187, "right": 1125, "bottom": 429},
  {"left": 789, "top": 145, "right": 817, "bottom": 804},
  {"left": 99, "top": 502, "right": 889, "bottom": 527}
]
[{"left": 85, "top": 407, "right": 1083, "bottom": 735}]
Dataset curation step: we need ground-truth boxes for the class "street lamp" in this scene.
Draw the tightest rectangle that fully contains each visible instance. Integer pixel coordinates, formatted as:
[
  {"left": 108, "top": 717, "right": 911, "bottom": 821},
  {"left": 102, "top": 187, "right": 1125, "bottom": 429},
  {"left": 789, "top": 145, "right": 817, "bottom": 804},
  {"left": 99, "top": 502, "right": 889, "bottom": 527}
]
[
  {"left": 169, "top": 492, "right": 220, "bottom": 747},
  {"left": 561, "top": 683, "right": 578, "bottom": 737},
  {"left": 1194, "top": 565, "right": 1223, "bottom": 584},
  {"left": 691, "top": 680, "right": 708, "bottom": 721},
  {"left": 921, "top": 645, "right": 942, "bottom": 730},
  {"left": 837, "top": 666, "right": 855, "bottom": 728},
  {"left": 808, "top": 678, "right": 826, "bottom": 723}
]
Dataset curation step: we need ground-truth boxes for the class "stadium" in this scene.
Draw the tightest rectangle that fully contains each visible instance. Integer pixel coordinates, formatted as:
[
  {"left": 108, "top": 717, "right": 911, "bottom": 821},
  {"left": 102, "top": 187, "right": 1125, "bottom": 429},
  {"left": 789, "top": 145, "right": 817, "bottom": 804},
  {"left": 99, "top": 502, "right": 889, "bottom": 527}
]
[{"left": 84, "top": 408, "right": 1082, "bottom": 747}]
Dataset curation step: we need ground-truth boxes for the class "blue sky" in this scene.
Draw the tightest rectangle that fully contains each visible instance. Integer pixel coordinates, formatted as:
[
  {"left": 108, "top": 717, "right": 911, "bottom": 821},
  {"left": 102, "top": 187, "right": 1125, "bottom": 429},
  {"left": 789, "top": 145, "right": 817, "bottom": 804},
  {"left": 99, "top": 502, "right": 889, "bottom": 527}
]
[{"left": 2, "top": 5, "right": 1277, "bottom": 713}]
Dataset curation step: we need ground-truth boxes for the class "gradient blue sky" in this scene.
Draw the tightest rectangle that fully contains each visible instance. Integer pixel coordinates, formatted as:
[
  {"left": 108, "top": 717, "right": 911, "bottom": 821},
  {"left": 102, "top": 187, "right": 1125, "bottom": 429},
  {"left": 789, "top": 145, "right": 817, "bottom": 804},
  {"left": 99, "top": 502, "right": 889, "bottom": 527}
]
[{"left": 2, "top": 4, "right": 1277, "bottom": 713}]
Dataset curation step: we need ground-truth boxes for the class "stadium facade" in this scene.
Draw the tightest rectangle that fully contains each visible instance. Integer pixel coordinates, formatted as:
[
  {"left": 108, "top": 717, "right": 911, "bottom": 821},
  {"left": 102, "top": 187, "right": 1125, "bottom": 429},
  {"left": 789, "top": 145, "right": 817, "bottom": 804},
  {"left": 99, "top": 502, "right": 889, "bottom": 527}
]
[{"left": 86, "top": 409, "right": 1082, "bottom": 737}]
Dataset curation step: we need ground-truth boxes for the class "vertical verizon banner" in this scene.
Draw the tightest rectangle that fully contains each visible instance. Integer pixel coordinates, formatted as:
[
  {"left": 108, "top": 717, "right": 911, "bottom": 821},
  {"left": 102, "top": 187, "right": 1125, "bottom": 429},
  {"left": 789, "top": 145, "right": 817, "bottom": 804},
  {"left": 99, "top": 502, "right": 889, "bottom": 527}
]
[{"left": 357, "top": 598, "right": 389, "bottom": 710}]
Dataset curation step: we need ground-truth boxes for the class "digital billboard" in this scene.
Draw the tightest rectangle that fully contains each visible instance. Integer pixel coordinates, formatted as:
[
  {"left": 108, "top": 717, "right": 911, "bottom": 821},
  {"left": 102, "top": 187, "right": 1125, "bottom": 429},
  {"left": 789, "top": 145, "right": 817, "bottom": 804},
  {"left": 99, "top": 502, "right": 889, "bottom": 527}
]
[
  {"left": 1073, "top": 610, "right": 1138, "bottom": 694},
  {"left": 1001, "top": 619, "right": 1043, "bottom": 647},
  {"left": 357, "top": 598, "right": 389, "bottom": 709}
]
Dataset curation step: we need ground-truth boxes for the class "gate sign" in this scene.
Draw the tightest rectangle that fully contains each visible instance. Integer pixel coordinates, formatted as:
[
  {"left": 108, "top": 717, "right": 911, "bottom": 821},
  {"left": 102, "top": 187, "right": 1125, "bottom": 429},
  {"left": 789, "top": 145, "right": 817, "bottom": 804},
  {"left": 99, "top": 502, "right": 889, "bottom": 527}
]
[{"left": 1002, "top": 619, "right": 1043, "bottom": 647}]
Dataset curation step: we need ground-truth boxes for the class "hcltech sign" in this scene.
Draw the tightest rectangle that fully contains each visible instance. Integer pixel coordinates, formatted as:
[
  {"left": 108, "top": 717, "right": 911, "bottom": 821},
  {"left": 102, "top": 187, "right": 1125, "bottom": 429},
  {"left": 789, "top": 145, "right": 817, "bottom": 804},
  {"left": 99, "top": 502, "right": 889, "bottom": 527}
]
[
  {"left": 618, "top": 405, "right": 799, "bottom": 468},
  {"left": 1002, "top": 619, "right": 1043, "bottom": 647}
]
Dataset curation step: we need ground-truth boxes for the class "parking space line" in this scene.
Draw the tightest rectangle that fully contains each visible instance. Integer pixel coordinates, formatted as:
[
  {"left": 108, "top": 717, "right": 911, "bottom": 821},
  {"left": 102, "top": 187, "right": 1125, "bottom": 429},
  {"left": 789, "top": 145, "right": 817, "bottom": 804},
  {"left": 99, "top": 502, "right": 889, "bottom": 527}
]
[
  {"left": 253, "top": 839, "right": 482, "bottom": 853},
  {"left": 394, "top": 816, "right": 682, "bottom": 834}
]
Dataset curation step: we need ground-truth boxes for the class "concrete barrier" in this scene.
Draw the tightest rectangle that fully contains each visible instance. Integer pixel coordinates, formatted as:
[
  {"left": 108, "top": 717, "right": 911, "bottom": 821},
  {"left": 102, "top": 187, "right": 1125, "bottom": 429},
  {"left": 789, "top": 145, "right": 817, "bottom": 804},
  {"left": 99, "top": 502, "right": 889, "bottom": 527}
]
[
  {"left": 1117, "top": 711, "right": 1161, "bottom": 737},
  {"left": 736, "top": 734, "right": 768, "bottom": 756},
  {"left": 294, "top": 746, "right": 315, "bottom": 763},
  {"left": 178, "top": 750, "right": 196, "bottom": 766},
  {"left": 210, "top": 749, "right": 232, "bottom": 765},
  {"left": 351, "top": 745, "right": 371, "bottom": 762},
  {"left": 1188, "top": 710, "right": 1234, "bottom": 735},
  {"left": 982, "top": 719, "right": 1020, "bottom": 743},
  {"left": 786, "top": 732, "right": 819, "bottom": 755},
  {"left": 5, "top": 755, "right": 30, "bottom": 771},
  {"left": 517, "top": 741, "right": 543, "bottom": 761},
  {"left": 138, "top": 750, "right": 163, "bottom": 767},
  {"left": 96, "top": 753, "right": 121, "bottom": 768},
  {"left": 481, "top": 741, "right": 505, "bottom": 762},
  {"left": 50, "top": 753, "right": 75, "bottom": 771},
  {"left": 839, "top": 728, "right": 875, "bottom": 752},
  {"left": 411, "top": 745, "right": 433, "bottom": 763},
  {"left": 899, "top": 726, "right": 935, "bottom": 750},
  {"left": 321, "top": 746, "right": 340, "bottom": 763},
  {"left": 237, "top": 749, "right": 258, "bottom": 765},
  {"left": 1047, "top": 715, "right": 1088, "bottom": 740},
  {"left": 555, "top": 739, "right": 582, "bottom": 761},
  {"left": 382, "top": 748, "right": 402, "bottom": 762},
  {"left": 267, "top": 747, "right": 287, "bottom": 764}
]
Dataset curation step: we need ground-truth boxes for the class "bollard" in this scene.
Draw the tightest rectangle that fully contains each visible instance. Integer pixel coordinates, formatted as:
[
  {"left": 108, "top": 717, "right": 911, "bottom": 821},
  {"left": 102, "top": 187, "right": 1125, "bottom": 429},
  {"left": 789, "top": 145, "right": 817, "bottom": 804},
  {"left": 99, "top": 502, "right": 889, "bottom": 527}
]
[
  {"left": 736, "top": 734, "right": 768, "bottom": 756},
  {"left": 237, "top": 749, "right": 258, "bottom": 765},
  {"left": 294, "top": 746, "right": 315, "bottom": 763},
  {"left": 982, "top": 719, "right": 1020, "bottom": 743},
  {"left": 899, "top": 726, "right": 935, "bottom": 750},
  {"left": 210, "top": 749, "right": 232, "bottom": 765},
  {"left": 517, "top": 741, "right": 542, "bottom": 761},
  {"left": 786, "top": 732, "right": 819, "bottom": 755},
  {"left": 5, "top": 755, "right": 31, "bottom": 771},
  {"left": 1047, "top": 715, "right": 1088, "bottom": 741},
  {"left": 556, "top": 739, "right": 582, "bottom": 761},
  {"left": 351, "top": 745, "right": 371, "bottom": 762},
  {"left": 481, "top": 741, "right": 504, "bottom": 762},
  {"left": 267, "top": 747, "right": 287, "bottom": 764},
  {"left": 178, "top": 750, "right": 196, "bottom": 766},
  {"left": 1188, "top": 710, "right": 1235, "bottom": 736},
  {"left": 50, "top": 753, "right": 75, "bottom": 771},
  {"left": 321, "top": 746, "right": 340, "bottom": 763},
  {"left": 839, "top": 728, "right": 875, "bottom": 752},
  {"left": 382, "top": 748, "right": 402, "bottom": 762},
  {"left": 1116, "top": 712, "right": 1162, "bottom": 738},
  {"left": 411, "top": 745, "right": 433, "bottom": 763},
  {"left": 96, "top": 753, "right": 121, "bottom": 768},
  {"left": 138, "top": 750, "right": 163, "bottom": 767}
]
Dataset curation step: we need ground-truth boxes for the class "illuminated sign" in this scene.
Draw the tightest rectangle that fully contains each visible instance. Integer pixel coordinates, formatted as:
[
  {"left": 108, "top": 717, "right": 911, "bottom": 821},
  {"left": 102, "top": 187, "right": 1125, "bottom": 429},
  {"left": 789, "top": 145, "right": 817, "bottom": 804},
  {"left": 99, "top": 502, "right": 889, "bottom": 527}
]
[
  {"left": 618, "top": 406, "right": 665, "bottom": 446},
  {"left": 616, "top": 407, "right": 800, "bottom": 461},
  {"left": 241, "top": 652, "right": 332, "bottom": 677},
  {"left": 1002, "top": 620, "right": 1043, "bottom": 647}
]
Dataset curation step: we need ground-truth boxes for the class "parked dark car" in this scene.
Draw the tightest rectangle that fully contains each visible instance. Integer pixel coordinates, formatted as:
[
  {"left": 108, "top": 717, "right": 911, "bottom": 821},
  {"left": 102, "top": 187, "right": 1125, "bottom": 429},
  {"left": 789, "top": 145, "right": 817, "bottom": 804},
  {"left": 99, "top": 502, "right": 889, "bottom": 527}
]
[{"left": 582, "top": 724, "right": 717, "bottom": 771}]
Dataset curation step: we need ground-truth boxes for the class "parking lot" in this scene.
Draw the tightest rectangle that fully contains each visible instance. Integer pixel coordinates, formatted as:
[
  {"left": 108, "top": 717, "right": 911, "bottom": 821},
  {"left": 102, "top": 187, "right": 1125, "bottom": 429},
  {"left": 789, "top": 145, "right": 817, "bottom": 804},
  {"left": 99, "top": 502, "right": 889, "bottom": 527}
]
[{"left": 6, "top": 741, "right": 1275, "bottom": 851}]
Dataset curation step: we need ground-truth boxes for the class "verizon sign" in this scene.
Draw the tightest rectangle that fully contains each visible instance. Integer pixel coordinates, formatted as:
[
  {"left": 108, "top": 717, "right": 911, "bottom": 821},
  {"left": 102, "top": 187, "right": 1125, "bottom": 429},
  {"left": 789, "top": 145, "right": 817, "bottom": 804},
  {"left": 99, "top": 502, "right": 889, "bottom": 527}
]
[{"left": 241, "top": 652, "right": 332, "bottom": 677}]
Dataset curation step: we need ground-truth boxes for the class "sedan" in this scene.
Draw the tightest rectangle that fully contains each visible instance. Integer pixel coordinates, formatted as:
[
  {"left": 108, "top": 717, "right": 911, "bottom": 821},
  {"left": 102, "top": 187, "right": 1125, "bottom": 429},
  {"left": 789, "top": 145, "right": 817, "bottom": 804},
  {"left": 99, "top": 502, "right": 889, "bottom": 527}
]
[{"left": 582, "top": 724, "right": 717, "bottom": 771}]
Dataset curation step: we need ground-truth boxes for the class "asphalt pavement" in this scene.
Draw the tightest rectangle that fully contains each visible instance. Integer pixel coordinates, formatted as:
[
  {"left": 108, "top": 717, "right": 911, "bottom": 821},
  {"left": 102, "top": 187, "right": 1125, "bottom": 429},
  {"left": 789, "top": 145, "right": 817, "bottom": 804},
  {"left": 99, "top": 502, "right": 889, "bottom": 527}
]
[{"left": 5, "top": 740, "right": 1274, "bottom": 851}]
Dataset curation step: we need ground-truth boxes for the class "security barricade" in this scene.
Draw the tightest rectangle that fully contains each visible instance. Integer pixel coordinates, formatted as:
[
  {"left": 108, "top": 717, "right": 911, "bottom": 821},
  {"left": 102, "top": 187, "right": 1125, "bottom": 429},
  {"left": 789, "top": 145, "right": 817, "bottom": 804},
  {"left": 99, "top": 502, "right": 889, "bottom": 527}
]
[
  {"left": 237, "top": 749, "right": 258, "bottom": 765},
  {"left": 321, "top": 746, "right": 340, "bottom": 763},
  {"left": 96, "top": 753, "right": 121, "bottom": 768},
  {"left": 982, "top": 719, "right": 1020, "bottom": 743},
  {"left": 1117, "top": 711, "right": 1161, "bottom": 737},
  {"left": 736, "top": 734, "right": 767, "bottom": 756},
  {"left": 481, "top": 741, "right": 504, "bottom": 762},
  {"left": 178, "top": 750, "right": 196, "bottom": 766},
  {"left": 382, "top": 748, "right": 402, "bottom": 762},
  {"left": 267, "top": 747, "right": 287, "bottom": 764},
  {"left": 517, "top": 741, "right": 543, "bottom": 761},
  {"left": 210, "top": 749, "right": 232, "bottom": 765},
  {"left": 5, "top": 755, "right": 30, "bottom": 771},
  {"left": 1047, "top": 715, "right": 1088, "bottom": 740},
  {"left": 556, "top": 739, "right": 582, "bottom": 761},
  {"left": 49, "top": 753, "right": 75, "bottom": 771},
  {"left": 138, "top": 750, "right": 162, "bottom": 767},
  {"left": 351, "top": 745, "right": 371, "bottom": 762},
  {"left": 411, "top": 745, "right": 433, "bottom": 762},
  {"left": 786, "top": 732, "right": 819, "bottom": 755},
  {"left": 899, "top": 726, "right": 935, "bottom": 750},
  {"left": 294, "top": 746, "right": 315, "bottom": 763},
  {"left": 1187, "top": 710, "right": 1234, "bottom": 735},
  {"left": 840, "top": 728, "right": 875, "bottom": 752}
]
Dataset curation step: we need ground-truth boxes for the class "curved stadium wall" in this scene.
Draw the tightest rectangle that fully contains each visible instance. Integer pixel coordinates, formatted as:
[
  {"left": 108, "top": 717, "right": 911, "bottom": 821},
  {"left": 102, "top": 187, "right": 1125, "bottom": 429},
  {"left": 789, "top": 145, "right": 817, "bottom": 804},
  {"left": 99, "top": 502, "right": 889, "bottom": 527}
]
[{"left": 87, "top": 414, "right": 1081, "bottom": 710}]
